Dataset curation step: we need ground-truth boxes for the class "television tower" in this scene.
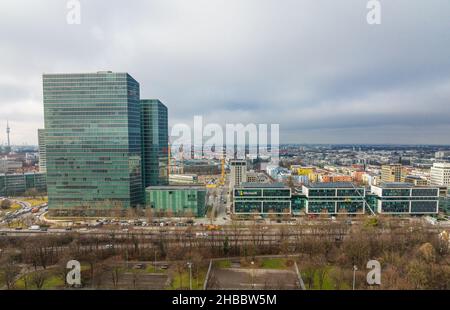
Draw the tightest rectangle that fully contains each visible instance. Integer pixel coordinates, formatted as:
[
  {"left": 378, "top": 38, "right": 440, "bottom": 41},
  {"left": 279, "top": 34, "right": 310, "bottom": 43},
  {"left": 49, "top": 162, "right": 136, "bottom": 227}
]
[{"left": 6, "top": 120, "right": 11, "bottom": 149}]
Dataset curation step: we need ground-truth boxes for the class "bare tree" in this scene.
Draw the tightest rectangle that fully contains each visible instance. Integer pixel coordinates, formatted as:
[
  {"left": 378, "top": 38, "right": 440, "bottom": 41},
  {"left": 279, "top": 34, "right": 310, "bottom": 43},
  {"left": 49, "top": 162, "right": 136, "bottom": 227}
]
[
  {"left": 0, "top": 254, "right": 20, "bottom": 289},
  {"left": 31, "top": 271, "right": 48, "bottom": 290}
]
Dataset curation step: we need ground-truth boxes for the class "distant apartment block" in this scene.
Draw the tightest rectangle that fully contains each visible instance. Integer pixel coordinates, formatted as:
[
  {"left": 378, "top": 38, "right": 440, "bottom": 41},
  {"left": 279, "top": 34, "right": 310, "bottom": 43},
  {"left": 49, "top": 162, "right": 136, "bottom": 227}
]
[
  {"left": 381, "top": 164, "right": 405, "bottom": 183},
  {"left": 182, "top": 159, "right": 220, "bottom": 175},
  {"left": 405, "top": 175, "right": 429, "bottom": 186},
  {"left": 435, "top": 151, "right": 450, "bottom": 159},
  {"left": 320, "top": 175, "right": 353, "bottom": 183},
  {"left": 0, "top": 158, "right": 22, "bottom": 174},
  {"left": 246, "top": 170, "right": 269, "bottom": 183}
]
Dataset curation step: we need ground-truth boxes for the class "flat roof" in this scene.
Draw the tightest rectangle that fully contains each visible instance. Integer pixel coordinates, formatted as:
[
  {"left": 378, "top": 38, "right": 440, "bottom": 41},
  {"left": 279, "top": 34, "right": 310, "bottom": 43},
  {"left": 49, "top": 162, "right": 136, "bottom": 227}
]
[
  {"left": 433, "top": 162, "right": 450, "bottom": 168},
  {"left": 146, "top": 185, "right": 206, "bottom": 190},
  {"left": 305, "top": 182, "right": 361, "bottom": 189},
  {"left": 238, "top": 182, "right": 287, "bottom": 188},
  {"left": 0, "top": 172, "right": 46, "bottom": 177},
  {"left": 378, "top": 182, "right": 414, "bottom": 188},
  {"left": 372, "top": 183, "right": 440, "bottom": 189}
]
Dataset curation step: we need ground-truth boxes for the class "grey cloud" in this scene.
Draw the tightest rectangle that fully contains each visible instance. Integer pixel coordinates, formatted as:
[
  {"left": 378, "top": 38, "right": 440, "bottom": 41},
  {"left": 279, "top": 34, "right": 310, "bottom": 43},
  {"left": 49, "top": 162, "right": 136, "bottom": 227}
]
[{"left": 0, "top": 0, "right": 449, "bottom": 144}]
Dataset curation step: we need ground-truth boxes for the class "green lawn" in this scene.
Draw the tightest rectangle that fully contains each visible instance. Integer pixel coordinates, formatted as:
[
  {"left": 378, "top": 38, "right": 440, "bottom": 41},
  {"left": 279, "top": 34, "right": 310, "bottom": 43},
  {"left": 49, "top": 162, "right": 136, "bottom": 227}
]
[
  {"left": 301, "top": 267, "right": 351, "bottom": 290},
  {"left": 215, "top": 260, "right": 232, "bottom": 269},
  {"left": 169, "top": 270, "right": 207, "bottom": 290},
  {"left": 145, "top": 265, "right": 167, "bottom": 274},
  {"left": 260, "top": 258, "right": 288, "bottom": 269},
  {"left": 15, "top": 271, "right": 65, "bottom": 290}
]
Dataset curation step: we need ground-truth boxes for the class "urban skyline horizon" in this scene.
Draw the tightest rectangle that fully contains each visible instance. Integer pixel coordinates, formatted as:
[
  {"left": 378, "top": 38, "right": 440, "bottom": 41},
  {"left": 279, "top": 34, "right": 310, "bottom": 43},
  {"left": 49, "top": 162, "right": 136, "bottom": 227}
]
[{"left": 1, "top": 70, "right": 450, "bottom": 147}]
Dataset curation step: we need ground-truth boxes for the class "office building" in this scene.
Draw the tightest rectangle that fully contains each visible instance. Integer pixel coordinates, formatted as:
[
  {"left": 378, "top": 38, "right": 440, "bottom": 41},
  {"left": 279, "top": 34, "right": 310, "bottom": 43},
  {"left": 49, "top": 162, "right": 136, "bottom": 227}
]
[
  {"left": 0, "top": 158, "right": 22, "bottom": 174},
  {"left": 430, "top": 162, "right": 450, "bottom": 187},
  {"left": 233, "top": 183, "right": 291, "bottom": 215},
  {"left": 0, "top": 172, "right": 47, "bottom": 196},
  {"left": 38, "top": 129, "right": 46, "bottom": 173},
  {"left": 302, "top": 182, "right": 366, "bottom": 214},
  {"left": 140, "top": 99, "right": 169, "bottom": 187},
  {"left": 229, "top": 159, "right": 247, "bottom": 190},
  {"left": 145, "top": 185, "right": 207, "bottom": 217},
  {"left": 381, "top": 164, "right": 405, "bottom": 183},
  {"left": 321, "top": 175, "right": 353, "bottom": 183},
  {"left": 435, "top": 151, "right": 450, "bottom": 159},
  {"left": 246, "top": 170, "right": 269, "bottom": 183},
  {"left": 371, "top": 183, "right": 439, "bottom": 214},
  {"left": 405, "top": 175, "right": 429, "bottom": 186},
  {"left": 182, "top": 159, "right": 221, "bottom": 175},
  {"left": 169, "top": 174, "right": 198, "bottom": 185},
  {"left": 43, "top": 72, "right": 143, "bottom": 214}
]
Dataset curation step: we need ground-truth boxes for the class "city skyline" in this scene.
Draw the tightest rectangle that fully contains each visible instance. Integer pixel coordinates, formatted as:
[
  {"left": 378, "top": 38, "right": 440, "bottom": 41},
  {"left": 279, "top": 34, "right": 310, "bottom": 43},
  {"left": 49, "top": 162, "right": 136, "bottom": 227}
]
[
  {"left": 1, "top": 0, "right": 450, "bottom": 145},
  {"left": 1, "top": 1, "right": 450, "bottom": 299}
]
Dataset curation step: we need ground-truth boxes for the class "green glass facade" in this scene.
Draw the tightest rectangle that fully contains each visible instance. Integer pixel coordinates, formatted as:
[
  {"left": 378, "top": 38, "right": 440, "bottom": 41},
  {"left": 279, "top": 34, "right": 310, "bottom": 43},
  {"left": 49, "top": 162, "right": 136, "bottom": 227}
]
[
  {"left": 303, "top": 183, "right": 366, "bottom": 214},
  {"left": 371, "top": 184, "right": 439, "bottom": 214},
  {"left": 43, "top": 72, "right": 143, "bottom": 213},
  {"left": 0, "top": 173, "right": 47, "bottom": 196},
  {"left": 291, "top": 194, "right": 307, "bottom": 214},
  {"left": 140, "top": 99, "right": 168, "bottom": 187},
  {"left": 145, "top": 186, "right": 206, "bottom": 217},
  {"left": 233, "top": 183, "right": 292, "bottom": 215}
]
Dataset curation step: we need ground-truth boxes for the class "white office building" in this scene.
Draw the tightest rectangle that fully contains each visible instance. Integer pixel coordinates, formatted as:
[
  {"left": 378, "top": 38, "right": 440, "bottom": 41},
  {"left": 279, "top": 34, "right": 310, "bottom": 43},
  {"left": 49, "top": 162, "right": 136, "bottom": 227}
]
[
  {"left": 38, "top": 129, "right": 46, "bottom": 173},
  {"left": 229, "top": 159, "right": 247, "bottom": 190},
  {"left": 430, "top": 163, "right": 450, "bottom": 187}
]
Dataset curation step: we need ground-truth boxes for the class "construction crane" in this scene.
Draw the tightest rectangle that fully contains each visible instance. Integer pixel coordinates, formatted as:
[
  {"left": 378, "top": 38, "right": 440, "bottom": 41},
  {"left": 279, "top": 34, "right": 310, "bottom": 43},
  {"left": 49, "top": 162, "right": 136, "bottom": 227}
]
[
  {"left": 206, "top": 149, "right": 226, "bottom": 189},
  {"left": 350, "top": 182, "right": 376, "bottom": 216},
  {"left": 167, "top": 139, "right": 171, "bottom": 179},
  {"left": 219, "top": 157, "right": 225, "bottom": 186}
]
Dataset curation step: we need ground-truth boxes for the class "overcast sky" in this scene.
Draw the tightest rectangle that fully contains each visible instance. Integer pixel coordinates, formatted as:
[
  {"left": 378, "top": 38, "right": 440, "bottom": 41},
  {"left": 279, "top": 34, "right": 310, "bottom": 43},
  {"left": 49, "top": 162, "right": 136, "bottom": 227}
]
[{"left": 1, "top": 0, "right": 450, "bottom": 145}]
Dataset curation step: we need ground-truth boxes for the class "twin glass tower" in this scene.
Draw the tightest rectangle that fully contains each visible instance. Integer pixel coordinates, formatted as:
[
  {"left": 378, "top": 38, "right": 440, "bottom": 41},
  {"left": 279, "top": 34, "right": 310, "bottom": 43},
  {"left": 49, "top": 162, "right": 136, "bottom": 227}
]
[{"left": 43, "top": 72, "right": 168, "bottom": 214}]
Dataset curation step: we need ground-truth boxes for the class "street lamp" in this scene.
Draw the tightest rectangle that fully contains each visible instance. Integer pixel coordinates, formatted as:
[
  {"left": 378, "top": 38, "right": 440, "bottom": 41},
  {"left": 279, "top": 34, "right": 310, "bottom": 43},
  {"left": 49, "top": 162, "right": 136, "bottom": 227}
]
[
  {"left": 251, "top": 261, "right": 255, "bottom": 289},
  {"left": 187, "top": 262, "right": 192, "bottom": 290},
  {"left": 352, "top": 265, "right": 358, "bottom": 290}
]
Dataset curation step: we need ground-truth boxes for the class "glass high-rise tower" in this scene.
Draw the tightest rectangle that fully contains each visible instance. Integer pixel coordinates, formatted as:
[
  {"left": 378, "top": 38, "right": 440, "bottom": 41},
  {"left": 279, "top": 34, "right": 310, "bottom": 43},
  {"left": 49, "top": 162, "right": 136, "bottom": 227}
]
[
  {"left": 140, "top": 99, "right": 169, "bottom": 187},
  {"left": 43, "top": 72, "right": 143, "bottom": 214}
]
